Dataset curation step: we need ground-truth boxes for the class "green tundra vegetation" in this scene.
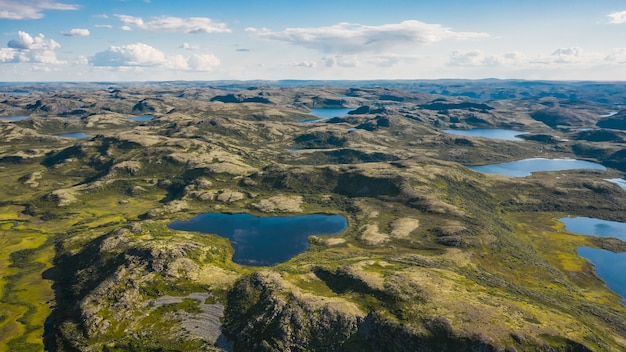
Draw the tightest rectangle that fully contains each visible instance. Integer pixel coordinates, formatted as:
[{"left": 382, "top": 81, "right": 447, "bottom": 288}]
[{"left": 0, "top": 80, "right": 625, "bottom": 351}]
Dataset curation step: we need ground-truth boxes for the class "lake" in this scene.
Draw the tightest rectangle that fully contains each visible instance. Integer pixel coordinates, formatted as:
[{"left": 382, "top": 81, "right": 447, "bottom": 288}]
[
  {"left": 0, "top": 116, "right": 30, "bottom": 122},
  {"left": 561, "top": 216, "right": 626, "bottom": 303},
  {"left": 300, "top": 108, "right": 354, "bottom": 123},
  {"left": 56, "top": 132, "right": 89, "bottom": 139},
  {"left": 560, "top": 217, "right": 626, "bottom": 242},
  {"left": 443, "top": 128, "right": 528, "bottom": 141},
  {"left": 130, "top": 116, "right": 153, "bottom": 122},
  {"left": 168, "top": 212, "right": 348, "bottom": 266},
  {"left": 576, "top": 247, "right": 626, "bottom": 304},
  {"left": 468, "top": 158, "right": 606, "bottom": 177}
]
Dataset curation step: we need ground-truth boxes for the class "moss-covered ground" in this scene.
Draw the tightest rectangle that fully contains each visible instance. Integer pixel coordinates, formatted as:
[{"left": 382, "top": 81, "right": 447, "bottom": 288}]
[{"left": 0, "top": 83, "right": 625, "bottom": 350}]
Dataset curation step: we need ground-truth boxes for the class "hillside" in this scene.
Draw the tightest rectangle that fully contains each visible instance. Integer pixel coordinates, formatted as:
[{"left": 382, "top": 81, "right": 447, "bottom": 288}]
[{"left": 0, "top": 81, "right": 625, "bottom": 351}]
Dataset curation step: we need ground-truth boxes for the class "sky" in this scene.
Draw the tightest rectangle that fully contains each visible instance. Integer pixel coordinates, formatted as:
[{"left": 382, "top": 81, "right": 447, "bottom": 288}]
[{"left": 1, "top": 0, "right": 626, "bottom": 82}]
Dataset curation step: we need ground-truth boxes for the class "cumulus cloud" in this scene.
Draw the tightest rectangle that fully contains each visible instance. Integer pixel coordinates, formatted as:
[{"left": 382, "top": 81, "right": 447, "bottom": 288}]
[
  {"left": 246, "top": 20, "right": 488, "bottom": 54},
  {"left": 180, "top": 42, "right": 199, "bottom": 50},
  {"left": 90, "top": 43, "right": 168, "bottom": 67},
  {"left": 0, "top": 0, "right": 78, "bottom": 19},
  {"left": 114, "top": 14, "right": 231, "bottom": 34},
  {"left": 608, "top": 10, "right": 626, "bottom": 24},
  {"left": 95, "top": 24, "right": 112, "bottom": 29},
  {"left": 8, "top": 31, "right": 60, "bottom": 50},
  {"left": 289, "top": 61, "right": 316, "bottom": 68},
  {"left": 322, "top": 55, "right": 360, "bottom": 68},
  {"left": 187, "top": 54, "right": 220, "bottom": 71},
  {"left": 551, "top": 47, "right": 583, "bottom": 63},
  {"left": 61, "top": 28, "right": 90, "bottom": 37},
  {"left": 90, "top": 42, "right": 220, "bottom": 71},
  {"left": 0, "top": 31, "right": 63, "bottom": 64},
  {"left": 449, "top": 50, "right": 486, "bottom": 66},
  {"left": 368, "top": 56, "right": 402, "bottom": 68},
  {"left": 605, "top": 48, "right": 626, "bottom": 63}
]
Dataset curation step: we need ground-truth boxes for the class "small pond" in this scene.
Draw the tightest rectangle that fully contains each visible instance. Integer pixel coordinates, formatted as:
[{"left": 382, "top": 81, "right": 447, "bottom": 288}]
[
  {"left": 0, "top": 116, "right": 30, "bottom": 122},
  {"left": 561, "top": 216, "right": 626, "bottom": 303},
  {"left": 130, "top": 116, "right": 153, "bottom": 122},
  {"left": 443, "top": 128, "right": 528, "bottom": 141},
  {"left": 468, "top": 158, "right": 606, "bottom": 177},
  {"left": 168, "top": 212, "right": 348, "bottom": 266},
  {"left": 56, "top": 132, "right": 89, "bottom": 139},
  {"left": 606, "top": 178, "right": 626, "bottom": 190},
  {"left": 300, "top": 108, "right": 354, "bottom": 123}
]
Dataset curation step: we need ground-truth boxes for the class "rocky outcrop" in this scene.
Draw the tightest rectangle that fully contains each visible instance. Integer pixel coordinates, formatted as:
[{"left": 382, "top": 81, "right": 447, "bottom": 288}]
[{"left": 223, "top": 271, "right": 365, "bottom": 351}]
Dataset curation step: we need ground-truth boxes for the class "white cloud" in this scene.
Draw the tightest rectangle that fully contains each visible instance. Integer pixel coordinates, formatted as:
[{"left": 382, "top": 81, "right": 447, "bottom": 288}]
[
  {"left": 550, "top": 47, "right": 582, "bottom": 63},
  {"left": 61, "top": 28, "right": 90, "bottom": 37},
  {"left": 247, "top": 20, "right": 488, "bottom": 54},
  {"left": 368, "top": 56, "right": 402, "bottom": 68},
  {"left": 8, "top": 31, "right": 60, "bottom": 50},
  {"left": 605, "top": 48, "right": 626, "bottom": 63},
  {"left": 0, "top": 0, "right": 78, "bottom": 19},
  {"left": 608, "top": 10, "right": 626, "bottom": 24},
  {"left": 449, "top": 49, "right": 485, "bottom": 66},
  {"left": 448, "top": 47, "right": 605, "bottom": 69},
  {"left": 187, "top": 54, "right": 220, "bottom": 71},
  {"left": 322, "top": 55, "right": 360, "bottom": 68},
  {"left": 289, "top": 61, "right": 316, "bottom": 68},
  {"left": 180, "top": 42, "right": 199, "bottom": 50},
  {"left": 90, "top": 43, "right": 220, "bottom": 72},
  {"left": 1, "top": 31, "right": 63, "bottom": 64},
  {"left": 95, "top": 24, "right": 113, "bottom": 29},
  {"left": 114, "top": 14, "right": 231, "bottom": 34},
  {"left": 0, "top": 49, "right": 24, "bottom": 63},
  {"left": 90, "top": 43, "right": 168, "bottom": 67}
]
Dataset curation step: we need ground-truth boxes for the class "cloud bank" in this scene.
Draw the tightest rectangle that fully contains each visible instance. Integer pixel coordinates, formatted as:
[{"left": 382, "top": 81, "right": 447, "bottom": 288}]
[
  {"left": 0, "top": 0, "right": 78, "bottom": 19},
  {"left": 247, "top": 20, "right": 488, "bottom": 54},
  {"left": 447, "top": 47, "right": 612, "bottom": 68},
  {"left": 115, "top": 14, "right": 231, "bottom": 34},
  {"left": 90, "top": 43, "right": 220, "bottom": 71}
]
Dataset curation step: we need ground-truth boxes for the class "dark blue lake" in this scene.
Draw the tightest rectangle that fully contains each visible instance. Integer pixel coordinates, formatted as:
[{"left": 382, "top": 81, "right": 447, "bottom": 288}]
[
  {"left": 56, "top": 132, "right": 89, "bottom": 139},
  {"left": 443, "top": 128, "right": 528, "bottom": 141},
  {"left": 468, "top": 158, "right": 606, "bottom": 177},
  {"left": 130, "top": 116, "right": 153, "bottom": 122},
  {"left": 561, "top": 216, "right": 626, "bottom": 303},
  {"left": 168, "top": 212, "right": 348, "bottom": 266},
  {"left": 0, "top": 116, "right": 30, "bottom": 122},
  {"left": 300, "top": 108, "right": 354, "bottom": 123}
]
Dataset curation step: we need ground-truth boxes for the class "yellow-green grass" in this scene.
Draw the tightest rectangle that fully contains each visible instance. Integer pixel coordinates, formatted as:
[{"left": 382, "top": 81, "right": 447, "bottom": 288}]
[
  {"left": 0, "top": 229, "right": 54, "bottom": 352},
  {"left": 509, "top": 213, "right": 624, "bottom": 306}
]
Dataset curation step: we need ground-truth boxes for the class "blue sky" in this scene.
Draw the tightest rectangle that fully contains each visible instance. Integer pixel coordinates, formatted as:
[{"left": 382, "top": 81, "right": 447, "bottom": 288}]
[{"left": 1, "top": 0, "right": 626, "bottom": 81}]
